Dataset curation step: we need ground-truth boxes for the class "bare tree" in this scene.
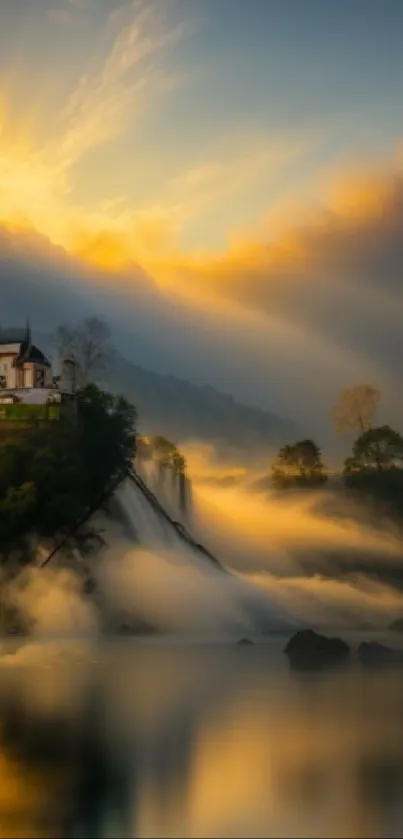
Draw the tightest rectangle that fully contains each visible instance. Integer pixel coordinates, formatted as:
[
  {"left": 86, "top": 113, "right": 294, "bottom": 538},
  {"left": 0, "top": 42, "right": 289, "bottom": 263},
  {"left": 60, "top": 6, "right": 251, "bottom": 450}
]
[
  {"left": 330, "top": 383, "right": 381, "bottom": 436},
  {"left": 76, "top": 318, "right": 115, "bottom": 384},
  {"left": 52, "top": 323, "right": 77, "bottom": 357},
  {"left": 52, "top": 317, "right": 115, "bottom": 386}
]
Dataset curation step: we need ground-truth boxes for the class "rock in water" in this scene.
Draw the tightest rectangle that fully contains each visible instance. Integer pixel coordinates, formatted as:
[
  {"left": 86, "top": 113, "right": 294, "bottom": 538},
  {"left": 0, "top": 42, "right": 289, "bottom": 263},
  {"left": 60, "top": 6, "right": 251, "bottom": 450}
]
[
  {"left": 284, "top": 629, "right": 350, "bottom": 671},
  {"left": 117, "top": 615, "right": 156, "bottom": 635},
  {"left": 358, "top": 641, "right": 403, "bottom": 667},
  {"left": 237, "top": 638, "right": 253, "bottom": 645}
]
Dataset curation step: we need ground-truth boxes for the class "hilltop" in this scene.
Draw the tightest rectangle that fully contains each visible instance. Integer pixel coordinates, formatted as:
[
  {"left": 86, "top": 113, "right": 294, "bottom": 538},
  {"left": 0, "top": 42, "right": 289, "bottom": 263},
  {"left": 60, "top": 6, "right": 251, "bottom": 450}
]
[
  {"left": 104, "top": 355, "right": 295, "bottom": 455},
  {"left": 0, "top": 228, "right": 295, "bottom": 457}
]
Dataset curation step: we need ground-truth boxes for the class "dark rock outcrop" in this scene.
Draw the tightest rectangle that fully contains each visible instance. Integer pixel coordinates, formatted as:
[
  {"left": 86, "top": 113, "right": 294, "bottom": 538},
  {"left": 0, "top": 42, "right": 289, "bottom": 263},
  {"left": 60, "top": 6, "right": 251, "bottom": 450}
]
[
  {"left": 284, "top": 629, "right": 350, "bottom": 671},
  {"left": 237, "top": 638, "right": 253, "bottom": 645},
  {"left": 358, "top": 641, "right": 403, "bottom": 667},
  {"left": 390, "top": 618, "right": 403, "bottom": 633},
  {"left": 117, "top": 615, "right": 156, "bottom": 636}
]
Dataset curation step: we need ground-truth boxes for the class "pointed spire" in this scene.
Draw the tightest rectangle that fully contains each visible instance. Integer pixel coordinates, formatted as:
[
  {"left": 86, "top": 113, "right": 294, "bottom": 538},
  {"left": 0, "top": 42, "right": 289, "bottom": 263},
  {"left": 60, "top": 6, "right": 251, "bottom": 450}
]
[
  {"left": 25, "top": 318, "right": 32, "bottom": 353},
  {"left": 25, "top": 317, "right": 32, "bottom": 348}
]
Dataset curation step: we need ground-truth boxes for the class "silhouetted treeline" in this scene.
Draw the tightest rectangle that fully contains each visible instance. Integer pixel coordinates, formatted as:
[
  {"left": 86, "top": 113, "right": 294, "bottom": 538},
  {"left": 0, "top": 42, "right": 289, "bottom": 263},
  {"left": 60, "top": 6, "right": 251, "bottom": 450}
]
[
  {"left": 0, "top": 383, "right": 136, "bottom": 556},
  {"left": 271, "top": 384, "right": 403, "bottom": 524}
]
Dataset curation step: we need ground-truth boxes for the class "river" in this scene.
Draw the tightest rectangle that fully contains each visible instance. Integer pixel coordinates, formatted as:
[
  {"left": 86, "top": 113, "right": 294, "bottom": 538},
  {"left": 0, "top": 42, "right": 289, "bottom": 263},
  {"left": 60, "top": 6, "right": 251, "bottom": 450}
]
[{"left": 2, "top": 636, "right": 403, "bottom": 838}]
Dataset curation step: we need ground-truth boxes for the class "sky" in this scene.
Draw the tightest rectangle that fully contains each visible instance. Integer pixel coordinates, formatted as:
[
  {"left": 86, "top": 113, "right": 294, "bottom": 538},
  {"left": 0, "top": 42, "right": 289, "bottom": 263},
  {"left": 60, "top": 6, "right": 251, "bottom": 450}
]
[{"left": 0, "top": 0, "right": 403, "bottom": 444}]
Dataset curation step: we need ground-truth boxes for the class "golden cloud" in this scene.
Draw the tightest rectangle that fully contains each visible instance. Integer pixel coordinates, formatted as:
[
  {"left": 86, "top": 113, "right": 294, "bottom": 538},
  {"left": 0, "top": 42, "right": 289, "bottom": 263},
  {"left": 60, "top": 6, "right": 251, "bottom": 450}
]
[{"left": 0, "top": 0, "right": 402, "bottom": 401}]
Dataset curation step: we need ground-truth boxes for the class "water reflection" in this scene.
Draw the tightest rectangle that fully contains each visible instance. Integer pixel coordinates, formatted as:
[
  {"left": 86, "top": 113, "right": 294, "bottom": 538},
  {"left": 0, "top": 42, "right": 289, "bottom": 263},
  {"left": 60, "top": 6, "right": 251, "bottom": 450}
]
[{"left": 2, "top": 640, "right": 403, "bottom": 837}]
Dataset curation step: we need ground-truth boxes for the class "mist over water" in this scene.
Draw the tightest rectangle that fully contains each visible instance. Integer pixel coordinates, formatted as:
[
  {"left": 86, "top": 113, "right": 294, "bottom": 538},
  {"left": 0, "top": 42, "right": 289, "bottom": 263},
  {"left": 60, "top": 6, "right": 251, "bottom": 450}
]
[
  {"left": 3, "top": 441, "right": 403, "bottom": 643},
  {"left": 2, "top": 444, "right": 403, "bottom": 837},
  {"left": 185, "top": 442, "right": 403, "bottom": 626},
  {"left": 3, "top": 642, "right": 403, "bottom": 838}
]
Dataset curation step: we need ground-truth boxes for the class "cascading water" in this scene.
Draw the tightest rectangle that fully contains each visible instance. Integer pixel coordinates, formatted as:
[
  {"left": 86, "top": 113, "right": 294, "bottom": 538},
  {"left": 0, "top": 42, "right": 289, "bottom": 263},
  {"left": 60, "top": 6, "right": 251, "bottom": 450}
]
[
  {"left": 97, "top": 465, "right": 293, "bottom": 637},
  {"left": 135, "top": 457, "right": 192, "bottom": 526},
  {"left": 113, "top": 469, "right": 224, "bottom": 572},
  {"left": 115, "top": 479, "right": 178, "bottom": 549},
  {"left": 0, "top": 457, "right": 294, "bottom": 645}
]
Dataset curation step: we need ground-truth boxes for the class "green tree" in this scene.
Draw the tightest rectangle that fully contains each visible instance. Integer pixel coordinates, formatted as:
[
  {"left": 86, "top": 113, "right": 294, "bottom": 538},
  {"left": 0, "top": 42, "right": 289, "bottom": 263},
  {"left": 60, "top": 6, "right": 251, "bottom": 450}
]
[
  {"left": 343, "top": 426, "right": 403, "bottom": 521},
  {"left": 0, "top": 383, "right": 137, "bottom": 555},
  {"left": 150, "top": 436, "right": 179, "bottom": 466},
  {"left": 272, "top": 439, "right": 328, "bottom": 489},
  {"left": 0, "top": 482, "right": 37, "bottom": 544},
  {"left": 77, "top": 383, "right": 137, "bottom": 503},
  {"left": 136, "top": 434, "right": 188, "bottom": 510},
  {"left": 144, "top": 436, "right": 186, "bottom": 483},
  {"left": 344, "top": 425, "right": 403, "bottom": 475},
  {"left": 0, "top": 439, "right": 33, "bottom": 495},
  {"left": 29, "top": 435, "right": 86, "bottom": 534}
]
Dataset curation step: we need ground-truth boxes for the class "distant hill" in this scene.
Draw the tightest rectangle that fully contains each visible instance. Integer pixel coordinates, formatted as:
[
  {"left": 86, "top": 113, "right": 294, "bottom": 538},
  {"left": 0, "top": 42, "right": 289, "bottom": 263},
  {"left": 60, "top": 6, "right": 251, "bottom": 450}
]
[
  {"left": 15, "top": 325, "right": 296, "bottom": 455},
  {"left": 13, "top": 312, "right": 296, "bottom": 455},
  {"left": 0, "top": 227, "right": 296, "bottom": 454},
  {"left": 103, "top": 355, "right": 296, "bottom": 454}
]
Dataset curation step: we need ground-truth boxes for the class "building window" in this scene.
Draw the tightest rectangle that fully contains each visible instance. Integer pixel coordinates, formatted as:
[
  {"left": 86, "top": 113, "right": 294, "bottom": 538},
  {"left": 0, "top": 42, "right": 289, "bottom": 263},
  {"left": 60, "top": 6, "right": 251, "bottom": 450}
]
[{"left": 0, "top": 363, "right": 6, "bottom": 388}]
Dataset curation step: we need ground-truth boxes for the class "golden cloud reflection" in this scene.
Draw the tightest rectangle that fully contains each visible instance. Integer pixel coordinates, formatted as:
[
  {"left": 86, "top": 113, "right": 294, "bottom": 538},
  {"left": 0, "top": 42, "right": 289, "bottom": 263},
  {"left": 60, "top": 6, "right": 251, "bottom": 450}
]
[
  {"left": 134, "top": 663, "right": 403, "bottom": 839},
  {"left": 2, "top": 646, "right": 403, "bottom": 838},
  {"left": 0, "top": 746, "right": 70, "bottom": 838}
]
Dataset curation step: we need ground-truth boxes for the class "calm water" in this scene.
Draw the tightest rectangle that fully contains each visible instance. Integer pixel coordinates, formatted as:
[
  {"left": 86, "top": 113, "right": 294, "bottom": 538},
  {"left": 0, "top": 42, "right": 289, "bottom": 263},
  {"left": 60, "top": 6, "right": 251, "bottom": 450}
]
[{"left": 1, "top": 636, "right": 403, "bottom": 838}]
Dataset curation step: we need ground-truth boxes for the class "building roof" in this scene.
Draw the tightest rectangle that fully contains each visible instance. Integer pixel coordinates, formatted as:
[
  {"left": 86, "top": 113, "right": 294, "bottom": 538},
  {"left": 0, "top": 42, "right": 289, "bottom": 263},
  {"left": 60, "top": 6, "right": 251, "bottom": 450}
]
[
  {"left": 17, "top": 342, "right": 51, "bottom": 368},
  {"left": 0, "top": 323, "right": 51, "bottom": 367}
]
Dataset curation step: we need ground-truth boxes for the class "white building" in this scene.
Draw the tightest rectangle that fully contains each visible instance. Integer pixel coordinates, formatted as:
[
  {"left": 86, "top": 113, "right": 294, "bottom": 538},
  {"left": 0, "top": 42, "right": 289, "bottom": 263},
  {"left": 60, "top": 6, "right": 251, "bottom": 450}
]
[
  {"left": 0, "top": 323, "right": 53, "bottom": 402},
  {"left": 0, "top": 323, "right": 79, "bottom": 427}
]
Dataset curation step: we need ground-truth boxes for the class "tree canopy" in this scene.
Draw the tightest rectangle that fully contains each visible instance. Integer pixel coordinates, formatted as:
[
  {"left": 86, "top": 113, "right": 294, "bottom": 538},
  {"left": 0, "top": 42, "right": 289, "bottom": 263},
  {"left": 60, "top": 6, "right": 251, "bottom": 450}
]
[
  {"left": 343, "top": 425, "right": 403, "bottom": 522},
  {"left": 0, "top": 383, "right": 136, "bottom": 554},
  {"left": 344, "top": 425, "right": 403, "bottom": 475},
  {"left": 77, "top": 383, "right": 137, "bottom": 501},
  {"left": 137, "top": 435, "right": 186, "bottom": 475},
  {"left": 272, "top": 439, "right": 327, "bottom": 489}
]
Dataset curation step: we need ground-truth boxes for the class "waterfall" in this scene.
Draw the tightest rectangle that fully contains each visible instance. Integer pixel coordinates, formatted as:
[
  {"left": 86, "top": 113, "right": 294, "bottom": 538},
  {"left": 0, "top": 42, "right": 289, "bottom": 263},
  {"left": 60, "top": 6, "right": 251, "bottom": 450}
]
[
  {"left": 114, "top": 479, "right": 178, "bottom": 550},
  {"left": 114, "top": 470, "right": 223, "bottom": 571},
  {"left": 25, "top": 460, "right": 292, "bottom": 640},
  {"left": 135, "top": 455, "right": 191, "bottom": 526},
  {"left": 100, "top": 467, "right": 292, "bottom": 636}
]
